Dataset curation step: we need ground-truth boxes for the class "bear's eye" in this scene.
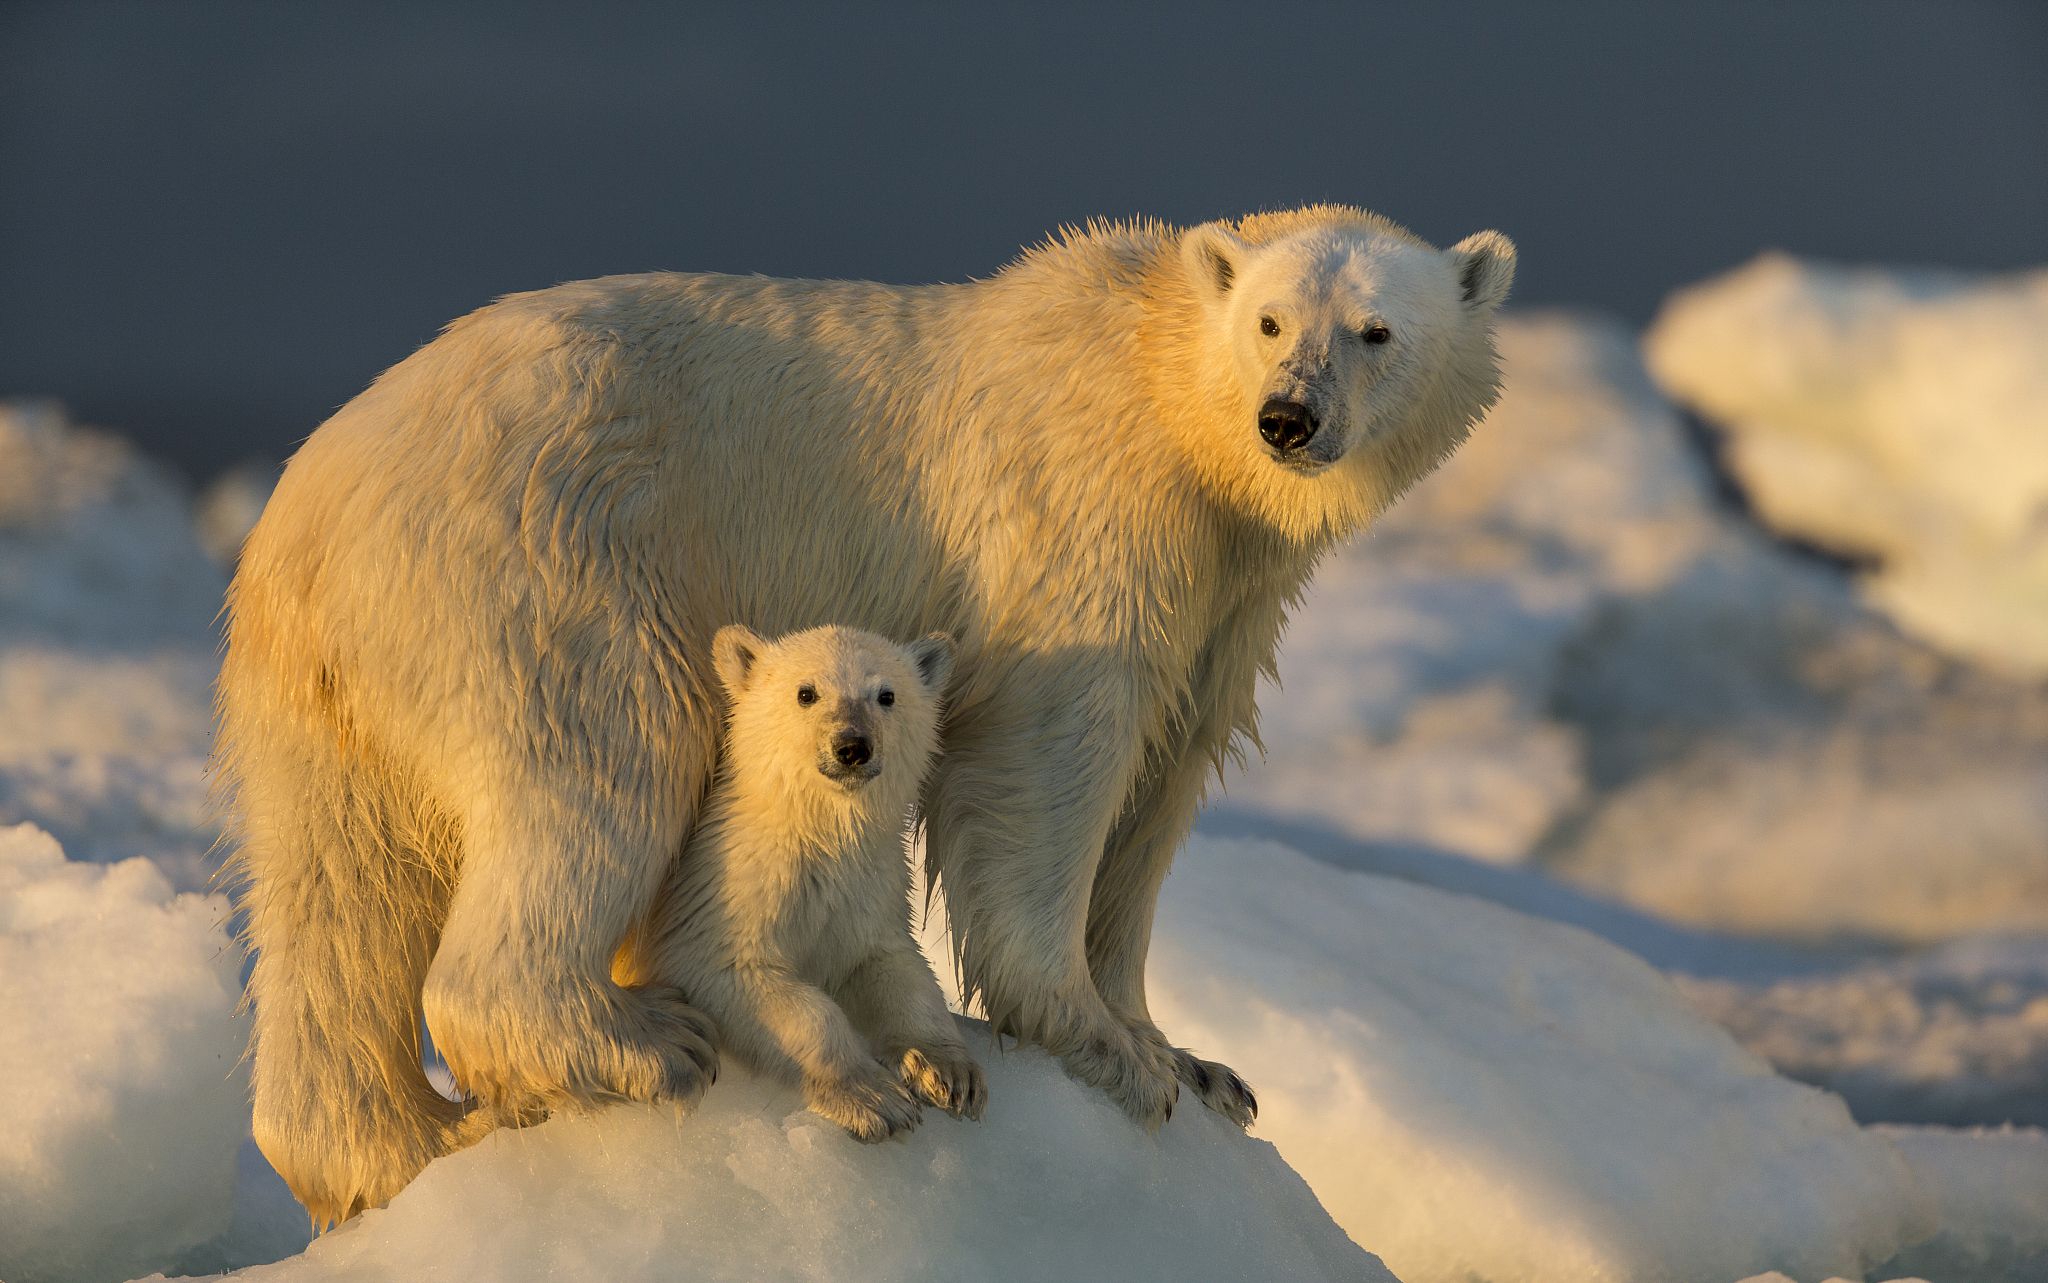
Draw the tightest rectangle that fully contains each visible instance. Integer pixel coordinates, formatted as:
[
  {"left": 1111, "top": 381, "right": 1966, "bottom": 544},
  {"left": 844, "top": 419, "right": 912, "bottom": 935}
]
[
  {"left": 877, "top": 688, "right": 895, "bottom": 707},
  {"left": 1258, "top": 315, "right": 1281, "bottom": 337},
  {"left": 796, "top": 684, "right": 818, "bottom": 706},
  {"left": 1363, "top": 324, "right": 1391, "bottom": 345}
]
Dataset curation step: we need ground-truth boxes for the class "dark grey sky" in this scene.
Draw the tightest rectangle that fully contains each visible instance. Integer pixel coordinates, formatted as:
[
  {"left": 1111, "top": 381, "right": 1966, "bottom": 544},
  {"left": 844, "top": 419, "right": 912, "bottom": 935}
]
[{"left": 3, "top": 0, "right": 2043, "bottom": 479}]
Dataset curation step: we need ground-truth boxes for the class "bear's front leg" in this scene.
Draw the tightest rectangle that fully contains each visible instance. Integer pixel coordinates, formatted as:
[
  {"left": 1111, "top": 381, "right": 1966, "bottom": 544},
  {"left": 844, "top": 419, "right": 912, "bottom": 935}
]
[
  {"left": 423, "top": 760, "right": 720, "bottom": 1119},
  {"left": 923, "top": 727, "right": 1180, "bottom": 1129},
  {"left": 1087, "top": 711, "right": 1259, "bottom": 1128}
]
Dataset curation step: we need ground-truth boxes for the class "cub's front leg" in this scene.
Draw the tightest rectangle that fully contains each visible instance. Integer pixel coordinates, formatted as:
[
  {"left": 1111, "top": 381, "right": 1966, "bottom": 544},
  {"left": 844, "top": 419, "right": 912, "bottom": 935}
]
[
  {"left": 837, "top": 943, "right": 987, "bottom": 1121},
  {"left": 690, "top": 961, "right": 924, "bottom": 1142}
]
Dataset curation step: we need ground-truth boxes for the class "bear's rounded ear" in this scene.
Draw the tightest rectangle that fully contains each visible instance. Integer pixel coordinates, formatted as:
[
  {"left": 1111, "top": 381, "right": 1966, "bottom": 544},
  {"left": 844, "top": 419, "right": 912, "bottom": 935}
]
[
  {"left": 712, "top": 624, "right": 767, "bottom": 696},
  {"left": 908, "top": 632, "right": 955, "bottom": 695},
  {"left": 1448, "top": 230, "right": 1517, "bottom": 311},
  {"left": 1181, "top": 221, "right": 1248, "bottom": 298}
]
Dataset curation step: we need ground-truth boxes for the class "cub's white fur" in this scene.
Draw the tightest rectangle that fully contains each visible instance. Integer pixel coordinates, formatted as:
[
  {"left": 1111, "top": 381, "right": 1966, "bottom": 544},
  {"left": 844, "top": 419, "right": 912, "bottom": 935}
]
[
  {"left": 630, "top": 624, "right": 982, "bottom": 1140},
  {"left": 215, "top": 204, "right": 1514, "bottom": 1223}
]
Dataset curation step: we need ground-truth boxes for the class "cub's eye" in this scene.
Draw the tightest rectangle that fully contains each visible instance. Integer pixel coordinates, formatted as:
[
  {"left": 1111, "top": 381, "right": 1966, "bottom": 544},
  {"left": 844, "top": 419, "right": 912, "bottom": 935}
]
[
  {"left": 796, "top": 685, "right": 818, "bottom": 706},
  {"left": 1363, "top": 324, "right": 1391, "bottom": 345},
  {"left": 1258, "top": 315, "right": 1280, "bottom": 337},
  {"left": 877, "top": 688, "right": 895, "bottom": 707}
]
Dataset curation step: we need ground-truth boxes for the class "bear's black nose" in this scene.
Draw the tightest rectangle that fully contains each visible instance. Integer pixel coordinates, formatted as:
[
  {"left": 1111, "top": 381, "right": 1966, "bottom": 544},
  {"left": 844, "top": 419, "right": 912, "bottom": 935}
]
[
  {"left": 1257, "top": 398, "right": 1320, "bottom": 453},
  {"left": 832, "top": 733, "right": 872, "bottom": 768}
]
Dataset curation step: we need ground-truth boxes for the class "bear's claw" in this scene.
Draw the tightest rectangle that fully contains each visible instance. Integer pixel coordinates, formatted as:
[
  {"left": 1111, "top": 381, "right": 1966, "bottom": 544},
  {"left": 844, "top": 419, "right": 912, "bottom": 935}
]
[
  {"left": 901, "top": 1045, "right": 988, "bottom": 1121},
  {"left": 1169, "top": 1046, "right": 1257, "bottom": 1128},
  {"left": 808, "top": 1061, "right": 925, "bottom": 1142},
  {"left": 1058, "top": 1029, "right": 1180, "bottom": 1132},
  {"left": 633, "top": 984, "right": 722, "bottom": 1105}
]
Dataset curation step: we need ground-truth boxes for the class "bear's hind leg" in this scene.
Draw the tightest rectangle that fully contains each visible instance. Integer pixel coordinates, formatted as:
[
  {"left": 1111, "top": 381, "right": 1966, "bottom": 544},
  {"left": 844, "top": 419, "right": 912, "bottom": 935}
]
[
  {"left": 422, "top": 755, "right": 719, "bottom": 1119},
  {"left": 227, "top": 712, "right": 473, "bottom": 1225}
]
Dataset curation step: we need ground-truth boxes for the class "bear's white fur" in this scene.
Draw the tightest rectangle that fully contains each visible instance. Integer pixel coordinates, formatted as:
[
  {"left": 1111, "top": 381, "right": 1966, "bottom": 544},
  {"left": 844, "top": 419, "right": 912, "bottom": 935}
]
[
  {"left": 216, "top": 205, "right": 1514, "bottom": 1222},
  {"left": 629, "top": 623, "right": 983, "bottom": 1141}
]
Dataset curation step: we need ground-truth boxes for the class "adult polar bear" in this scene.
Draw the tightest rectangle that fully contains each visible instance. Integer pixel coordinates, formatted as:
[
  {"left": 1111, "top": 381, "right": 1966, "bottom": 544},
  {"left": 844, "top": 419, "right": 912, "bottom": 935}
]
[{"left": 217, "top": 205, "right": 1515, "bottom": 1222}]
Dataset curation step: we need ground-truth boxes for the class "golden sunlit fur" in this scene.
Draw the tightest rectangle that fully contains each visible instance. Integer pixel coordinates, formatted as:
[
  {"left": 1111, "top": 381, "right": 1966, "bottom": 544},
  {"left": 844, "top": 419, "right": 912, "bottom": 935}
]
[{"left": 214, "top": 204, "right": 1514, "bottom": 1223}]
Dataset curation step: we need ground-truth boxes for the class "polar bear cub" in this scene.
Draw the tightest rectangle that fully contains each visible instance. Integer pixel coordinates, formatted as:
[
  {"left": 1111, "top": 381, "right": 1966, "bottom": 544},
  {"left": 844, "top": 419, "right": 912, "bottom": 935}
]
[{"left": 636, "top": 623, "right": 985, "bottom": 1139}]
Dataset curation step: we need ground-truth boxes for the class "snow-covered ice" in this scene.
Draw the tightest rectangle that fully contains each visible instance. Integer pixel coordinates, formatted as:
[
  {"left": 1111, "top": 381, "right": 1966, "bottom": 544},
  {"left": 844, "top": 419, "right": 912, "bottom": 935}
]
[
  {"left": 0, "top": 404, "right": 224, "bottom": 888},
  {"left": 1145, "top": 838, "right": 1933, "bottom": 1283},
  {"left": 0, "top": 823, "right": 247, "bottom": 1283},
  {"left": 1645, "top": 255, "right": 2048, "bottom": 679},
  {"left": 152, "top": 1040, "right": 1392, "bottom": 1283},
  {"left": 1680, "top": 935, "right": 2048, "bottom": 1128},
  {"left": 0, "top": 403, "right": 225, "bottom": 655},
  {"left": 1876, "top": 1125, "right": 2048, "bottom": 1282}
]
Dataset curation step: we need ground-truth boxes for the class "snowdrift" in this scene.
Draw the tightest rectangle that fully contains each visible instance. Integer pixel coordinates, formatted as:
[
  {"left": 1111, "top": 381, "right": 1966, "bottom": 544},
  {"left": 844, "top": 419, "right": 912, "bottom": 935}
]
[
  {"left": 156, "top": 1041, "right": 1393, "bottom": 1283},
  {"left": 0, "top": 404, "right": 224, "bottom": 888},
  {"left": 1646, "top": 255, "right": 2048, "bottom": 679},
  {"left": 1877, "top": 1125, "right": 2048, "bottom": 1282},
  {"left": 0, "top": 823, "right": 246, "bottom": 1283},
  {"left": 1144, "top": 838, "right": 1933, "bottom": 1283}
]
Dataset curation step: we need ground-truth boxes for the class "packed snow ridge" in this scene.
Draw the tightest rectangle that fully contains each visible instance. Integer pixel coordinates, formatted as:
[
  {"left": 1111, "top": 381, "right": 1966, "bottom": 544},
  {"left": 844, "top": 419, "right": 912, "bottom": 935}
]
[
  {"left": 1646, "top": 255, "right": 2048, "bottom": 679},
  {"left": 156, "top": 1034, "right": 1391, "bottom": 1283}
]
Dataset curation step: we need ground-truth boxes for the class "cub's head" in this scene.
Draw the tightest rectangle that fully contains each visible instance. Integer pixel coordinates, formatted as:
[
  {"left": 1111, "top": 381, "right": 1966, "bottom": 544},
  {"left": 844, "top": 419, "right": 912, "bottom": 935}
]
[
  {"left": 1174, "top": 207, "right": 1515, "bottom": 539},
  {"left": 712, "top": 624, "right": 954, "bottom": 807}
]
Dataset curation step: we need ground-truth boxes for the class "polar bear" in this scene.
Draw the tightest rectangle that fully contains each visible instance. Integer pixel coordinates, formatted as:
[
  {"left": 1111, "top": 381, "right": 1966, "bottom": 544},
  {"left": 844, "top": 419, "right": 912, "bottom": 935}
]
[
  {"left": 216, "top": 204, "right": 1514, "bottom": 1222},
  {"left": 627, "top": 623, "right": 983, "bottom": 1140}
]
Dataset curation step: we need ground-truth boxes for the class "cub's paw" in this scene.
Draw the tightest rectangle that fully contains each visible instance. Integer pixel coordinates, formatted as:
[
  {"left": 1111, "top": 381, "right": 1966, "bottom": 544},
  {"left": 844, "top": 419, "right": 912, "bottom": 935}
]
[
  {"left": 900, "top": 1046, "right": 987, "bottom": 1121},
  {"left": 807, "top": 1062, "right": 924, "bottom": 1142},
  {"left": 1169, "top": 1047, "right": 1257, "bottom": 1128},
  {"left": 1058, "top": 1028, "right": 1179, "bottom": 1131}
]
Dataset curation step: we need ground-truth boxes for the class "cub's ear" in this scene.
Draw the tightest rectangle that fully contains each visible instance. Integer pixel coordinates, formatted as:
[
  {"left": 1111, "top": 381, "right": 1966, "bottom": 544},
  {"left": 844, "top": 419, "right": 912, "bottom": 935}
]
[
  {"left": 1181, "top": 221, "right": 1249, "bottom": 298},
  {"left": 712, "top": 624, "right": 767, "bottom": 696},
  {"left": 1448, "top": 230, "right": 1517, "bottom": 311},
  {"left": 908, "top": 632, "right": 956, "bottom": 695}
]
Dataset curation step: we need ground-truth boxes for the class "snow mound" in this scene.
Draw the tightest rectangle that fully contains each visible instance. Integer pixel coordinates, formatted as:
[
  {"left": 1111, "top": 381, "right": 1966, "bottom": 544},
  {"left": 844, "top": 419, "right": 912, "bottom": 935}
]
[
  {"left": 1680, "top": 933, "right": 2048, "bottom": 1128},
  {"left": 159, "top": 1033, "right": 1391, "bottom": 1283},
  {"left": 1735, "top": 1275, "right": 1929, "bottom": 1283},
  {"left": 1142, "top": 837, "right": 1933, "bottom": 1283},
  {"left": 1645, "top": 255, "right": 2048, "bottom": 678},
  {"left": 0, "top": 401, "right": 225, "bottom": 651},
  {"left": 0, "top": 403, "right": 224, "bottom": 888},
  {"left": 0, "top": 822, "right": 247, "bottom": 1283},
  {"left": 1875, "top": 1125, "right": 2048, "bottom": 1282}
]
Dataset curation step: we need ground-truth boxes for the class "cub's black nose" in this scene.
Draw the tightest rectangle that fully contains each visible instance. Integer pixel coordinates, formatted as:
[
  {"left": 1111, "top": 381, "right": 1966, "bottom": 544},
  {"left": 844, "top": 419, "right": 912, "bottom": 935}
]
[
  {"left": 832, "top": 734, "right": 872, "bottom": 767},
  {"left": 1257, "top": 398, "right": 1320, "bottom": 453}
]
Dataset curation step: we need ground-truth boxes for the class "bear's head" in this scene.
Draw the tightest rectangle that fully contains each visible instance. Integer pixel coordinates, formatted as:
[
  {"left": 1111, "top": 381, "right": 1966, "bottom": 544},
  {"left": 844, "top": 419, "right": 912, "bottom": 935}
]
[
  {"left": 712, "top": 623, "right": 954, "bottom": 811},
  {"left": 1173, "top": 208, "right": 1515, "bottom": 541}
]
